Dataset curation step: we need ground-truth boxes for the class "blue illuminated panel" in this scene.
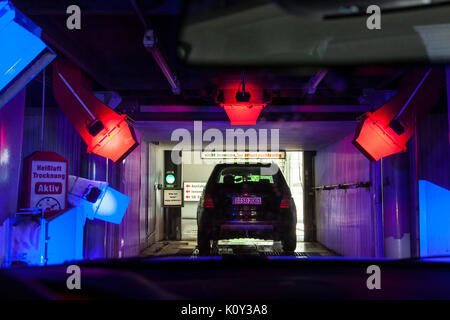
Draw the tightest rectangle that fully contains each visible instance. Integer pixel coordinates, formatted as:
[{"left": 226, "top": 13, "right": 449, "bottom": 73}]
[
  {"left": 0, "top": 1, "right": 55, "bottom": 107},
  {"left": 44, "top": 207, "right": 86, "bottom": 265},
  {"left": 94, "top": 186, "right": 131, "bottom": 224},
  {"left": 419, "top": 180, "right": 450, "bottom": 257}
]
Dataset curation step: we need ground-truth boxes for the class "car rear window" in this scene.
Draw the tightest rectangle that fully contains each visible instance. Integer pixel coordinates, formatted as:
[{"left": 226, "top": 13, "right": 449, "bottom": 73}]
[{"left": 216, "top": 166, "right": 279, "bottom": 184}]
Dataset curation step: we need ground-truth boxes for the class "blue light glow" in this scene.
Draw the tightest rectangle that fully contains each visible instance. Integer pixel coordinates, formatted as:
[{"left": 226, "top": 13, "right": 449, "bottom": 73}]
[
  {"left": 267, "top": 256, "right": 308, "bottom": 260},
  {"left": 94, "top": 186, "right": 130, "bottom": 224},
  {"left": 41, "top": 206, "right": 86, "bottom": 265},
  {"left": 0, "top": 1, "right": 55, "bottom": 107},
  {"left": 419, "top": 180, "right": 450, "bottom": 257}
]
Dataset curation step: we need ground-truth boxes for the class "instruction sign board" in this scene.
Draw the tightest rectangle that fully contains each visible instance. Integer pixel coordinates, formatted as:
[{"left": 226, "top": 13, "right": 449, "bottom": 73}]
[
  {"left": 21, "top": 151, "right": 68, "bottom": 213},
  {"left": 201, "top": 151, "right": 285, "bottom": 159},
  {"left": 163, "top": 189, "right": 183, "bottom": 207},
  {"left": 184, "top": 182, "right": 206, "bottom": 202}
]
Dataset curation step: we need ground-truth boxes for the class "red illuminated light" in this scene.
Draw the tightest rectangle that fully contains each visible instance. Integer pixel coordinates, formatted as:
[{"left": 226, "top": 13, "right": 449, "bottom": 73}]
[
  {"left": 87, "top": 114, "right": 138, "bottom": 162},
  {"left": 223, "top": 105, "right": 264, "bottom": 125},
  {"left": 353, "top": 113, "right": 407, "bottom": 161},
  {"left": 353, "top": 68, "right": 443, "bottom": 161},
  {"left": 52, "top": 59, "right": 138, "bottom": 162},
  {"left": 219, "top": 80, "right": 267, "bottom": 125}
]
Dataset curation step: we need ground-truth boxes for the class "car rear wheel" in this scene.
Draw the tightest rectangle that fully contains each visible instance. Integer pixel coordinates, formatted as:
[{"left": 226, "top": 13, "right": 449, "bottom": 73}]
[
  {"left": 282, "top": 231, "right": 297, "bottom": 253},
  {"left": 198, "top": 232, "right": 211, "bottom": 256}
]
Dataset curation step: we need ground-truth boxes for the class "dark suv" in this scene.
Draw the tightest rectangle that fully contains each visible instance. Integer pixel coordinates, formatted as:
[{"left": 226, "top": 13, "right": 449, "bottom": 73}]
[{"left": 197, "top": 163, "right": 297, "bottom": 255}]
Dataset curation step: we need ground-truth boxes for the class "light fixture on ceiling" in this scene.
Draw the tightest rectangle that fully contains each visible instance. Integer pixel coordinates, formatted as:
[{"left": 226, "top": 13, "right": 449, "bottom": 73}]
[{"left": 218, "top": 73, "right": 269, "bottom": 125}]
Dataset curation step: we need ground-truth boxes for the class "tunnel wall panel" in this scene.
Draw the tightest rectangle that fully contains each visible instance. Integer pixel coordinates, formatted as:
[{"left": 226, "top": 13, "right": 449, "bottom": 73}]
[
  {"left": 117, "top": 133, "right": 142, "bottom": 258},
  {"left": 22, "top": 106, "right": 148, "bottom": 259},
  {"left": 82, "top": 154, "right": 112, "bottom": 260},
  {"left": 21, "top": 104, "right": 114, "bottom": 260},
  {"left": 138, "top": 141, "right": 149, "bottom": 250},
  {"left": 417, "top": 113, "right": 450, "bottom": 257},
  {"left": 315, "top": 134, "right": 376, "bottom": 257},
  {"left": 0, "top": 89, "right": 25, "bottom": 224},
  {"left": 22, "top": 107, "right": 83, "bottom": 176},
  {"left": 419, "top": 180, "right": 450, "bottom": 257},
  {"left": 418, "top": 114, "right": 450, "bottom": 190}
]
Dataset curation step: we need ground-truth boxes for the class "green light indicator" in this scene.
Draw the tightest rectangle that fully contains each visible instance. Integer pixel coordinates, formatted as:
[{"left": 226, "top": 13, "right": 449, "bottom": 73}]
[{"left": 165, "top": 174, "right": 176, "bottom": 185}]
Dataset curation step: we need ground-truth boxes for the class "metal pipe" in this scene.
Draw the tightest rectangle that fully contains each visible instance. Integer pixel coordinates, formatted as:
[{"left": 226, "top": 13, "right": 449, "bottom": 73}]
[
  {"left": 129, "top": 0, "right": 150, "bottom": 30},
  {"left": 56, "top": 70, "right": 96, "bottom": 121},
  {"left": 396, "top": 67, "right": 432, "bottom": 119},
  {"left": 41, "top": 68, "right": 46, "bottom": 150},
  {"left": 149, "top": 46, "right": 180, "bottom": 94},
  {"left": 306, "top": 69, "right": 328, "bottom": 95},
  {"left": 130, "top": 0, "right": 181, "bottom": 95},
  {"left": 313, "top": 181, "right": 371, "bottom": 191}
]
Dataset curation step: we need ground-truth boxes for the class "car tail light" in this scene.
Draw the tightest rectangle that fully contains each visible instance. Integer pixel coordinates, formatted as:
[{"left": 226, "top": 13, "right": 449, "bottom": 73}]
[
  {"left": 280, "top": 195, "right": 290, "bottom": 209},
  {"left": 203, "top": 194, "right": 214, "bottom": 208}
]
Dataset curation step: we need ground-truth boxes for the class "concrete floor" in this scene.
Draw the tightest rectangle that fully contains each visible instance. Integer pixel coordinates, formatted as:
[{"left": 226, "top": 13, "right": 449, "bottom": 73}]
[{"left": 140, "top": 239, "right": 336, "bottom": 257}]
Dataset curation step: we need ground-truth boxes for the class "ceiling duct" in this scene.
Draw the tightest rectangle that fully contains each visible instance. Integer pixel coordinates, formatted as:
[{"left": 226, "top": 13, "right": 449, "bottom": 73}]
[
  {"left": 53, "top": 59, "right": 138, "bottom": 162},
  {"left": 129, "top": 0, "right": 181, "bottom": 94},
  {"left": 353, "top": 68, "right": 443, "bottom": 161}
]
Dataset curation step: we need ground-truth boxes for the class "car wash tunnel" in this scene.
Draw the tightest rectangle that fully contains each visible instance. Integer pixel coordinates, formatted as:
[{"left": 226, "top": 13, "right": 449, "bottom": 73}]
[{"left": 0, "top": 0, "right": 450, "bottom": 301}]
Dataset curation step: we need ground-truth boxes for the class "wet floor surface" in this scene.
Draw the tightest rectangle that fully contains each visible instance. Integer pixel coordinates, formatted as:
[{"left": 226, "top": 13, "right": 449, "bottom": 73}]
[{"left": 140, "top": 239, "right": 336, "bottom": 257}]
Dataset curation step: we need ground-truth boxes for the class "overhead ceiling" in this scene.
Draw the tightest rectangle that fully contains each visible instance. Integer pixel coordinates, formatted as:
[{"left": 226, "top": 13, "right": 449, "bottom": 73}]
[
  {"left": 134, "top": 121, "right": 357, "bottom": 150},
  {"left": 13, "top": 0, "right": 410, "bottom": 108},
  {"left": 10, "top": 1, "right": 447, "bottom": 157},
  {"left": 13, "top": 0, "right": 183, "bottom": 91}
]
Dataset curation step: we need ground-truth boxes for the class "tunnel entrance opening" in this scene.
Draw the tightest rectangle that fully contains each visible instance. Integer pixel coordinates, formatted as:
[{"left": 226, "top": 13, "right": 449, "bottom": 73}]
[
  {"left": 179, "top": 150, "right": 304, "bottom": 244},
  {"left": 139, "top": 120, "right": 357, "bottom": 257}
]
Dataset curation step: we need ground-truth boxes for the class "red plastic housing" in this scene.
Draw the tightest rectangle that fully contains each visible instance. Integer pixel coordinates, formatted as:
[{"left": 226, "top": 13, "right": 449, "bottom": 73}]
[
  {"left": 353, "top": 68, "right": 443, "bottom": 161},
  {"left": 52, "top": 59, "right": 138, "bottom": 162},
  {"left": 219, "top": 80, "right": 267, "bottom": 125}
]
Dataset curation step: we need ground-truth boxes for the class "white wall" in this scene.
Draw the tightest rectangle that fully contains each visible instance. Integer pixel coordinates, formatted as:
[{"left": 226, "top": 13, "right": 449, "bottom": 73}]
[
  {"left": 181, "top": 151, "right": 218, "bottom": 240},
  {"left": 141, "top": 149, "right": 304, "bottom": 243}
]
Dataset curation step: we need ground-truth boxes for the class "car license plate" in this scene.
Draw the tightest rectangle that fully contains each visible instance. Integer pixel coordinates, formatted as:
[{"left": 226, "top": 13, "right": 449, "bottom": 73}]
[{"left": 232, "top": 196, "right": 262, "bottom": 205}]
